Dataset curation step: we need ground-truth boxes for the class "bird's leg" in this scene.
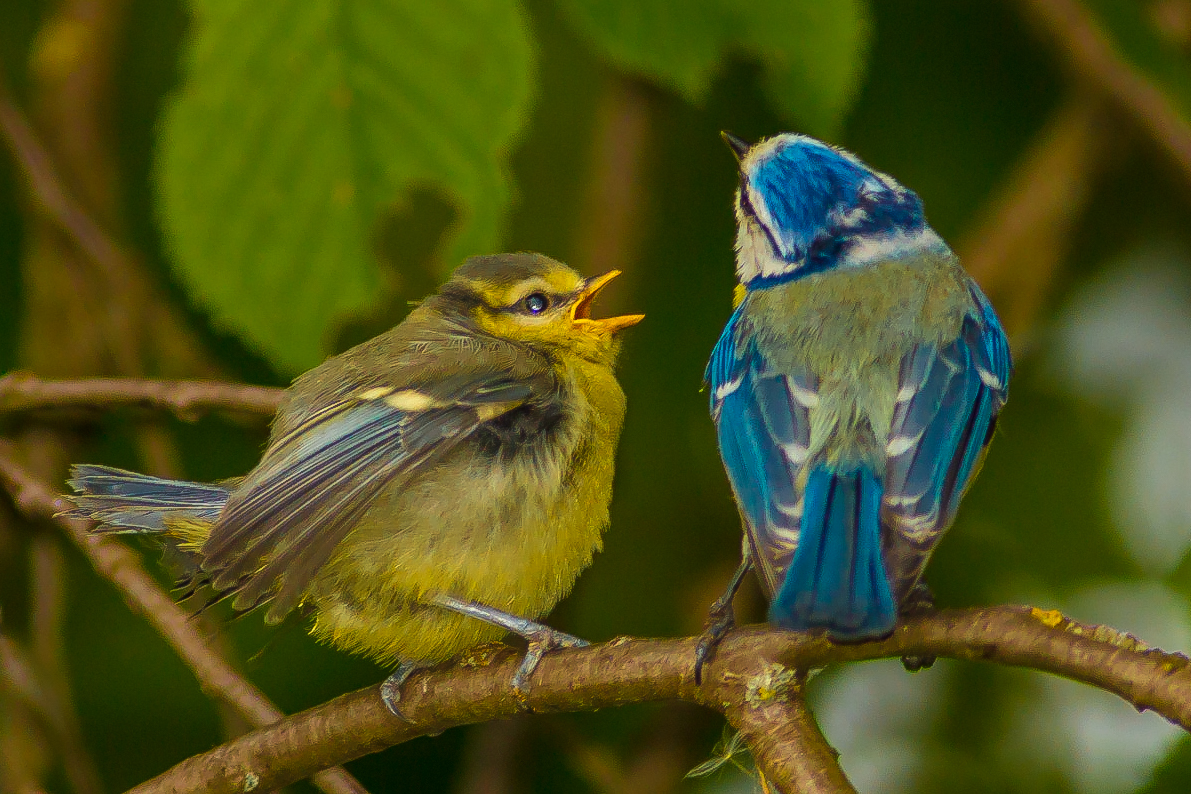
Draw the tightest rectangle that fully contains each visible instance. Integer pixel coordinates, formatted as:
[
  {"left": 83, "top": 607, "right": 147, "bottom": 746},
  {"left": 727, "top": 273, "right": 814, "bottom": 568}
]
[
  {"left": 425, "top": 592, "right": 589, "bottom": 697},
  {"left": 899, "top": 581, "right": 937, "bottom": 672},
  {"left": 694, "top": 557, "right": 752, "bottom": 685},
  {"left": 380, "top": 660, "right": 422, "bottom": 719}
]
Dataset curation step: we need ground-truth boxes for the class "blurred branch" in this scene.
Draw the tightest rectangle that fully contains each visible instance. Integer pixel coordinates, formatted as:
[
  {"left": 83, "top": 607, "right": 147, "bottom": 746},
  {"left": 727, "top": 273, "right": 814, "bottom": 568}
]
[
  {"left": 452, "top": 718, "right": 529, "bottom": 794},
  {"left": 123, "top": 604, "right": 1191, "bottom": 794},
  {"left": 574, "top": 76, "right": 652, "bottom": 304},
  {"left": 0, "top": 441, "right": 367, "bottom": 794},
  {"left": 0, "top": 373, "right": 284, "bottom": 421},
  {"left": 28, "top": 535, "right": 103, "bottom": 794},
  {"left": 0, "top": 79, "right": 126, "bottom": 284},
  {"left": 0, "top": 629, "right": 100, "bottom": 794},
  {"left": 959, "top": 95, "right": 1111, "bottom": 345},
  {"left": 0, "top": 64, "right": 217, "bottom": 380},
  {"left": 1, "top": 630, "right": 56, "bottom": 793},
  {"left": 1017, "top": 0, "right": 1191, "bottom": 181}
]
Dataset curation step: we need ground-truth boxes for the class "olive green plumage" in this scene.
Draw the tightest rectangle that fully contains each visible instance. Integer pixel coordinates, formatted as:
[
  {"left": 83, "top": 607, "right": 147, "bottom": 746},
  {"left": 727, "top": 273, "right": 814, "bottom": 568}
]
[{"left": 68, "top": 252, "right": 642, "bottom": 673}]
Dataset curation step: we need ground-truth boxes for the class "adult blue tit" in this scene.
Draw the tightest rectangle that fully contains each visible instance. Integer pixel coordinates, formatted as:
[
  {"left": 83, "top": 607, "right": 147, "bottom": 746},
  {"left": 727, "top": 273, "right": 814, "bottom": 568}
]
[
  {"left": 695, "top": 133, "right": 1010, "bottom": 680},
  {"left": 67, "top": 252, "right": 643, "bottom": 714}
]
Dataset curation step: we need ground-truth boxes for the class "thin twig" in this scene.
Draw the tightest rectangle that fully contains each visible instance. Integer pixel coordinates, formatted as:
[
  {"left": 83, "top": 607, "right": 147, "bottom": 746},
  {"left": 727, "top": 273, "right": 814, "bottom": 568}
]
[
  {"left": 0, "top": 373, "right": 284, "bottom": 420},
  {"left": 0, "top": 66, "right": 219, "bottom": 380},
  {"left": 1017, "top": 0, "right": 1191, "bottom": 181},
  {"left": 119, "top": 604, "right": 1191, "bottom": 794},
  {"left": 0, "top": 441, "right": 366, "bottom": 794},
  {"left": 0, "top": 80, "right": 126, "bottom": 284}
]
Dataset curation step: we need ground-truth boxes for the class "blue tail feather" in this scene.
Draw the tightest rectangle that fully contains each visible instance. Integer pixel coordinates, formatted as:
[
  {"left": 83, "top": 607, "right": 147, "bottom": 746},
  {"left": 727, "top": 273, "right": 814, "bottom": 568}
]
[
  {"left": 67, "top": 464, "right": 229, "bottom": 533},
  {"left": 770, "top": 465, "right": 896, "bottom": 639}
]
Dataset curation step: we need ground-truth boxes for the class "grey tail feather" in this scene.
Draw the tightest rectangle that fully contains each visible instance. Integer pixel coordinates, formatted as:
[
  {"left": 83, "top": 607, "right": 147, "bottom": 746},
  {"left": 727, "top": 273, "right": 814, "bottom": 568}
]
[{"left": 66, "top": 464, "right": 230, "bottom": 534}]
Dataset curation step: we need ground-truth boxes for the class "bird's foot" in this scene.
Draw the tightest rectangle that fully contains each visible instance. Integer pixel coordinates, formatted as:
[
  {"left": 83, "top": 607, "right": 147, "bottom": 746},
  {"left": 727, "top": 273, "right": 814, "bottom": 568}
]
[
  {"left": 694, "top": 597, "right": 736, "bottom": 685},
  {"left": 380, "top": 660, "right": 421, "bottom": 719},
  {"left": 511, "top": 627, "right": 589, "bottom": 700},
  {"left": 900, "top": 582, "right": 937, "bottom": 672}
]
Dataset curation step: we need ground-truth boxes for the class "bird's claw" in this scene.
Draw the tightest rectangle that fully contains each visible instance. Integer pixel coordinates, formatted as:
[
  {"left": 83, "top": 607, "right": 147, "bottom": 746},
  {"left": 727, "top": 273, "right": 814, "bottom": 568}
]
[
  {"left": 511, "top": 628, "right": 589, "bottom": 699},
  {"left": 900, "top": 582, "right": 937, "bottom": 672},
  {"left": 694, "top": 597, "right": 736, "bottom": 685},
  {"left": 380, "top": 661, "right": 420, "bottom": 720}
]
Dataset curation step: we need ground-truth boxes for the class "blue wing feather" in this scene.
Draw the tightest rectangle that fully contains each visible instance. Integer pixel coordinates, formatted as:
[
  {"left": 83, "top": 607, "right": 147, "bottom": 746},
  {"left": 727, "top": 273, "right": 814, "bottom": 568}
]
[
  {"left": 709, "top": 313, "right": 808, "bottom": 589},
  {"left": 881, "top": 290, "right": 1010, "bottom": 599}
]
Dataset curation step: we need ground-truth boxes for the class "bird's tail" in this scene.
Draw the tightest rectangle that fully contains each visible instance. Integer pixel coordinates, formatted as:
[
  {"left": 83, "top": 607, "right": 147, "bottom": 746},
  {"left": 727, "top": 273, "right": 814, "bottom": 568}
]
[
  {"left": 769, "top": 465, "right": 897, "bottom": 639},
  {"left": 66, "top": 464, "right": 229, "bottom": 538}
]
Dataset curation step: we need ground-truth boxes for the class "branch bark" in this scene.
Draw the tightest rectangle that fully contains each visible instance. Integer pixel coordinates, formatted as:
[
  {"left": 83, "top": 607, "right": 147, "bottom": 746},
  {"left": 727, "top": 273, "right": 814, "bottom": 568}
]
[
  {"left": 0, "top": 373, "right": 284, "bottom": 421},
  {"left": 720, "top": 669, "right": 856, "bottom": 794},
  {"left": 116, "top": 604, "right": 1191, "bottom": 794},
  {"left": 0, "top": 441, "right": 365, "bottom": 794}
]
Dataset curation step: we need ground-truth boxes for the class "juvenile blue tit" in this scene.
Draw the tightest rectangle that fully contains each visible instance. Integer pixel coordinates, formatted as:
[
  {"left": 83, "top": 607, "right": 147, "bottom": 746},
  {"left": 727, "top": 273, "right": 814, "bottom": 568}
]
[
  {"left": 66, "top": 252, "right": 643, "bottom": 712},
  {"left": 695, "top": 133, "right": 1010, "bottom": 678}
]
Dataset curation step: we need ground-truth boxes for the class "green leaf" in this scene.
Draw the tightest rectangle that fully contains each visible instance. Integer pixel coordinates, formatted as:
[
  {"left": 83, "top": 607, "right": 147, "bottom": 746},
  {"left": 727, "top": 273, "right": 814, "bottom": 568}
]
[
  {"left": 156, "top": 0, "right": 534, "bottom": 372},
  {"left": 554, "top": 0, "right": 870, "bottom": 137}
]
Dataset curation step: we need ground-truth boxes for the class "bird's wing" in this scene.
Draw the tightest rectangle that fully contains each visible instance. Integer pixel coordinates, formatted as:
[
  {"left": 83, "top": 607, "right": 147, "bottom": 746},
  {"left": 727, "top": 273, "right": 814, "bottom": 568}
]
[
  {"left": 707, "top": 307, "right": 818, "bottom": 597},
  {"left": 880, "top": 281, "right": 1011, "bottom": 598},
  {"left": 201, "top": 334, "right": 555, "bottom": 622}
]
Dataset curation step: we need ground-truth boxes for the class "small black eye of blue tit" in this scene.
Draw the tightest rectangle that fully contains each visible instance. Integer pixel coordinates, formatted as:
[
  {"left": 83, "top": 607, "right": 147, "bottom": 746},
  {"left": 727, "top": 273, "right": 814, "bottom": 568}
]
[{"left": 522, "top": 293, "right": 550, "bottom": 315}]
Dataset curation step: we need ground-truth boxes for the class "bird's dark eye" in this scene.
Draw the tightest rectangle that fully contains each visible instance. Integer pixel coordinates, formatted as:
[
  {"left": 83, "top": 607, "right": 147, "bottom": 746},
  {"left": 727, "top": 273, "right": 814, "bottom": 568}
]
[{"left": 522, "top": 293, "right": 550, "bottom": 315}]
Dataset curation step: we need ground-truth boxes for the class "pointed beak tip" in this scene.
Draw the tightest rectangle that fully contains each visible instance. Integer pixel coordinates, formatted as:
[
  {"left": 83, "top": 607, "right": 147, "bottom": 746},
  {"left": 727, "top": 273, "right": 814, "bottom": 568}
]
[{"left": 721, "top": 131, "right": 751, "bottom": 161}]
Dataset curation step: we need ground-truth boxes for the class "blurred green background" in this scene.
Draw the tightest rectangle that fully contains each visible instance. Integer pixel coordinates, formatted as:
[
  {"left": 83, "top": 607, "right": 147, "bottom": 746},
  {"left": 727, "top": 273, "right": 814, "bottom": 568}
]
[{"left": 4, "top": 0, "right": 1191, "bottom": 792}]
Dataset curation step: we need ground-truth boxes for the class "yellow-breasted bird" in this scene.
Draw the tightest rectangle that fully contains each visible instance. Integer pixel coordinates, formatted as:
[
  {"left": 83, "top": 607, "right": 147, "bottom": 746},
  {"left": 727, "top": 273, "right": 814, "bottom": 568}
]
[{"left": 66, "top": 252, "right": 643, "bottom": 713}]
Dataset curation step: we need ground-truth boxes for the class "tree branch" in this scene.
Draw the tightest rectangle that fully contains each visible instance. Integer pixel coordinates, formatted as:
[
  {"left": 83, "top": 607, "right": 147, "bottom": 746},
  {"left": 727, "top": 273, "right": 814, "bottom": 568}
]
[
  {"left": 120, "top": 604, "right": 1191, "bottom": 794},
  {"left": 720, "top": 668, "right": 856, "bottom": 794},
  {"left": 0, "top": 373, "right": 283, "bottom": 421},
  {"left": 1016, "top": 0, "right": 1191, "bottom": 181},
  {"left": 0, "top": 441, "right": 365, "bottom": 794}
]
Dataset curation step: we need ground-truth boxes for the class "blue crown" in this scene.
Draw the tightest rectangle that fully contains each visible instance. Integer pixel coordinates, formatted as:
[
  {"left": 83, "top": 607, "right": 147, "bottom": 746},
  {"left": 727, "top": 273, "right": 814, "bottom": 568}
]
[{"left": 735, "top": 135, "right": 942, "bottom": 285}]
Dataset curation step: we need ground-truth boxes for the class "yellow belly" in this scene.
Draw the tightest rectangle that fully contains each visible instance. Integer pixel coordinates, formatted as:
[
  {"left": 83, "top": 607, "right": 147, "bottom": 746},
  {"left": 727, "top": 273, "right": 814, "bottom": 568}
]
[{"left": 304, "top": 374, "right": 622, "bottom": 666}]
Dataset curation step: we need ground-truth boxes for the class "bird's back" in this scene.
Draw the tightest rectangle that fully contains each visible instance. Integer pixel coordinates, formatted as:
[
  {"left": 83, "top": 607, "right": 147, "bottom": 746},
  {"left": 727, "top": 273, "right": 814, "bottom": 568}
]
[
  {"left": 742, "top": 250, "right": 974, "bottom": 466},
  {"left": 711, "top": 251, "right": 1007, "bottom": 638}
]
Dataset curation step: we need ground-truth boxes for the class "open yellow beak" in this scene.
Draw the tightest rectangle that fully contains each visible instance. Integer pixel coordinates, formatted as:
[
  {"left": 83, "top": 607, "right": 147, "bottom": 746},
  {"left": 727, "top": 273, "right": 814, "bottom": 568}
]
[{"left": 570, "top": 270, "right": 645, "bottom": 334}]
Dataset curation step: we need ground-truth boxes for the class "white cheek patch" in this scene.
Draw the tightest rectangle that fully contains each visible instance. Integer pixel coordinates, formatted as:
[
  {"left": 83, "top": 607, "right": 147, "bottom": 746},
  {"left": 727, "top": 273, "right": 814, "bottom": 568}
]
[
  {"left": 736, "top": 222, "right": 798, "bottom": 283},
  {"left": 842, "top": 227, "right": 947, "bottom": 269},
  {"left": 746, "top": 185, "right": 781, "bottom": 247}
]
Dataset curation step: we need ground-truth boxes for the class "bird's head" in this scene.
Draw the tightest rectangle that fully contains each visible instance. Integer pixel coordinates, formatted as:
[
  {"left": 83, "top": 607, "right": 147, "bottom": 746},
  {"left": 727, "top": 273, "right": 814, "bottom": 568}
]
[
  {"left": 723, "top": 132, "right": 946, "bottom": 288},
  {"left": 436, "top": 253, "right": 644, "bottom": 362}
]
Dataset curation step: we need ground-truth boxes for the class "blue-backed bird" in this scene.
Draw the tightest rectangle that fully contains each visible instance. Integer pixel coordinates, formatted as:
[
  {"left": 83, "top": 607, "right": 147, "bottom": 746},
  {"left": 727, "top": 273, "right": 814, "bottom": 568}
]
[
  {"left": 66, "top": 252, "right": 643, "bottom": 713},
  {"left": 694, "top": 133, "right": 1010, "bottom": 681}
]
